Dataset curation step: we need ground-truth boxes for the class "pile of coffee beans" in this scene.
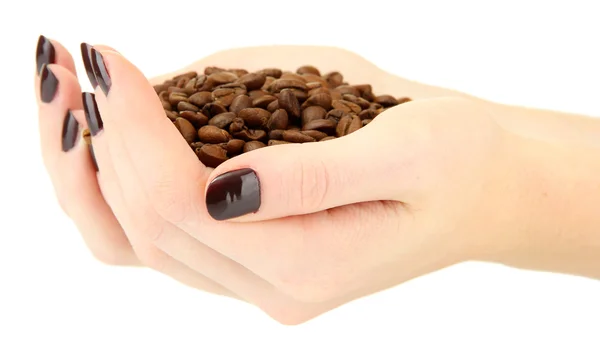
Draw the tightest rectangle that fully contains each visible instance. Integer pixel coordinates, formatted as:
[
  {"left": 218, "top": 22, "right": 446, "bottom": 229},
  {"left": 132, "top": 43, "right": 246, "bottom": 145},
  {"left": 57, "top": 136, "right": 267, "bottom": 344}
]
[{"left": 154, "top": 66, "right": 410, "bottom": 168}]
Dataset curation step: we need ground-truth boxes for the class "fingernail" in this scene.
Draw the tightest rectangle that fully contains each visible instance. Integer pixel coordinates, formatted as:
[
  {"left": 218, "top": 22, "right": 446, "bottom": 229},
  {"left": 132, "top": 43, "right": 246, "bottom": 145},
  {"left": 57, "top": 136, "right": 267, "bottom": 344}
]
[
  {"left": 82, "top": 92, "right": 103, "bottom": 136},
  {"left": 88, "top": 144, "right": 99, "bottom": 172},
  {"left": 40, "top": 64, "right": 58, "bottom": 103},
  {"left": 205, "top": 168, "right": 261, "bottom": 221},
  {"left": 80, "top": 43, "right": 98, "bottom": 89},
  {"left": 36, "top": 35, "right": 55, "bottom": 75},
  {"left": 61, "top": 111, "right": 79, "bottom": 152},
  {"left": 91, "top": 48, "right": 111, "bottom": 95}
]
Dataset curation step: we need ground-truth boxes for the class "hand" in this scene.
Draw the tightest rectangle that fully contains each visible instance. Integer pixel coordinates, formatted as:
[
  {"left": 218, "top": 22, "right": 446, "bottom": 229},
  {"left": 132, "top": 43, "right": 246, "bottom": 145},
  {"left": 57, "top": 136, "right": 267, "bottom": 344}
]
[{"left": 35, "top": 39, "right": 522, "bottom": 324}]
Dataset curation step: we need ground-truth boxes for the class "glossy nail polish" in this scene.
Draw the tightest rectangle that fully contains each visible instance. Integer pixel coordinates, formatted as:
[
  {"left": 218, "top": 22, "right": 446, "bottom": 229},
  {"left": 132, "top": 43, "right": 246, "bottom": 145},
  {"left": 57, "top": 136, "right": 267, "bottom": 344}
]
[
  {"left": 88, "top": 144, "right": 99, "bottom": 172},
  {"left": 82, "top": 92, "right": 103, "bottom": 136},
  {"left": 205, "top": 168, "right": 261, "bottom": 221},
  {"left": 40, "top": 64, "right": 58, "bottom": 103},
  {"left": 80, "top": 43, "right": 98, "bottom": 89},
  {"left": 61, "top": 111, "right": 79, "bottom": 152},
  {"left": 91, "top": 48, "right": 111, "bottom": 95},
  {"left": 36, "top": 35, "right": 55, "bottom": 75}
]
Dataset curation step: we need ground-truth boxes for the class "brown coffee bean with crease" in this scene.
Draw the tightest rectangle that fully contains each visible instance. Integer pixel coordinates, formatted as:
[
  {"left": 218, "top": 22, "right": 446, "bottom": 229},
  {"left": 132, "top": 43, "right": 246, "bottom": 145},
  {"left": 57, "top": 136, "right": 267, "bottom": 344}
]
[
  {"left": 283, "top": 130, "right": 315, "bottom": 143},
  {"left": 342, "top": 94, "right": 370, "bottom": 109},
  {"left": 253, "top": 95, "right": 277, "bottom": 109},
  {"left": 269, "top": 129, "right": 284, "bottom": 140},
  {"left": 323, "top": 71, "right": 344, "bottom": 88},
  {"left": 268, "top": 140, "right": 291, "bottom": 146},
  {"left": 202, "top": 103, "right": 228, "bottom": 118},
  {"left": 332, "top": 99, "right": 362, "bottom": 114},
  {"left": 177, "top": 101, "right": 199, "bottom": 112},
  {"left": 169, "top": 92, "right": 188, "bottom": 105},
  {"left": 266, "top": 99, "right": 279, "bottom": 113},
  {"left": 180, "top": 111, "right": 209, "bottom": 128},
  {"left": 238, "top": 108, "right": 270, "bottom": 128},
  {"left": 374, "top": 95, "right": 399, "bottom": 107},
  {"left": 301, "top": 130, "right": 328, "bottom": 140},
  {"left": 229, "top": 118, "right": 245, "bottom": 134},
  {"left": 302, "top": 106, "right": 327, "bottom": 126},
  {"left": 269, "top": 79, "right": 307, "bottom": 93},
  {"left": 174, "top": 118, "right": 197, "bottom": 144},
  {"left": 326, "top": 109, "right": 345, "bottom": 123},
  {"left": 278, "top": 89, "right": 301, "bottom": 118},
  {"left": 236, "top": 73, "right": 266, "bottom": 91},
  {"left": 303, "top": 92, "right": 332, "bottom": 110},
  {"left": 161, "top": 100, "right": 172, "bottom": 110},
  {"left": 189, "top": 91, "right": 213, "bottom": 107},
  {"left": 320, "top": 136, "right": 336, "bottom": 142},
  {"left": 198, "top": 125, "right": 231, "bottom": 144},
  {"left": 165, "top": 110, "right": 178, "bottom": 121},
  {"left": 233, "top": 129, "right": 267, "bottom": 141},
  {"left": 208, "top": 71, "right": 238, "bottom": 85},
  {"left": 243, "top": 141, "right": 267, "bottom": 153},
  {"left": 226, "top": 139, "right": 245, "bottom": 155},
  {"left": 303, "top": 119, "right": 336, "bottom": 134},
  {"left": 257, "top": 68, "right": 282, "bottom": 79},
  {"left": 397, "top": 97, "right": 412, "bottom": 104},
  {"left": 197, "top": 144, "right": 228, "bottom": 168},
  {"left": 229, "top": 95, "right": 253, "bottom": 114},
  {"left": 335, "top": 85, "right": 361, "bottom": 97},
  {"left": 208, "top": 112, "right": 236, "bottom": 129},
  {"left": 267, "top": 109, "right": 289, "bottom": 130},
  {"left": 359, "top": 109, "right": 378, "bottom": 120},
  {"left": 296, "top": 65, "right": 320, "bottom": 76}
]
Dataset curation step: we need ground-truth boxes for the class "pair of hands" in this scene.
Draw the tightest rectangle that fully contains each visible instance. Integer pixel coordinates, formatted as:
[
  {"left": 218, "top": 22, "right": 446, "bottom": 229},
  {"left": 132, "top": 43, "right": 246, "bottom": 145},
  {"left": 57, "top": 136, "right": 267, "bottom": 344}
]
[{"left": 35, "top": 38, "right": 524, "bottom": 324}]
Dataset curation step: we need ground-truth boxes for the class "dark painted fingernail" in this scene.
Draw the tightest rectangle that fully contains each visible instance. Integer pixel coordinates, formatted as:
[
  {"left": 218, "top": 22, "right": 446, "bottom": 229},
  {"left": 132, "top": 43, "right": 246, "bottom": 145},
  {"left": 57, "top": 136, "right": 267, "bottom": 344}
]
[
  {"left": 40, "top": 64, "right": 58, "bottom": 103},
  {"left": 80, "top": 43, "right": 98, "bottom": 89},
  {"left": 88, "top": 144, "right": 99, "bottom": 172},
  {"left": 61, "top": 111, "right": 79, "bottom": 152},
  {"left": 91, "top": 48, "right": 111, "bottom": 95},
  {"left": 36, "top": 35, "right": 55, "bottom": 75},
  {"left": 82, "top": 92, "right": 103, "bottom": 136},
  {"left": 205, "top": 168, "right": 261, "bottom": 221}
]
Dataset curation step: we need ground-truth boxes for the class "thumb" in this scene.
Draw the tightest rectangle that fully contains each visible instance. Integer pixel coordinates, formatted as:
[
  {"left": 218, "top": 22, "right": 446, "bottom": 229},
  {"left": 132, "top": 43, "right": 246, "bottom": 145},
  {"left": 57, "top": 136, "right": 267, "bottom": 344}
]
[{"left": 203, "top": 111, "right": 410, "bottom": 222}]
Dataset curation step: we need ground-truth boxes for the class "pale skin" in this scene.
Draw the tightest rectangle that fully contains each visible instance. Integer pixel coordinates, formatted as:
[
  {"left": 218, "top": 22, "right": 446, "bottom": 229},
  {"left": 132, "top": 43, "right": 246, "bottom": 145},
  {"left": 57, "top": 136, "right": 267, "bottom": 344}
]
[{"left": 35, "top": 39, "right": 600, "bottom": 325}]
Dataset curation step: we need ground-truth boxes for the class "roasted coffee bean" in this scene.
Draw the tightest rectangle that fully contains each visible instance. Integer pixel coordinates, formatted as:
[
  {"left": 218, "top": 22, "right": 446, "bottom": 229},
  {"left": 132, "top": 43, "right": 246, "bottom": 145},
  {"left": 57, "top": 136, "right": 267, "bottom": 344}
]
[
  {"left": 302, "top": 106, "right": 328, "bottom": 126},
  {"left": 233, "top": 129, "right": 267, "bottom": 141},
  {"left": 332, "top": 99, "right": 362, "bottom": 114},
  {"left": 204, "top": 66, "right": 224, "bottom": 75},
  {"left": 154, "top": 84, "right": 168, "bottom": 94},
  {"left": 235, "top": 73, "right": 266, "bottom": 91},
  {"left": 226, "top": 139, "right": 245, "bottom": 155},
  {"left": 262, "top": 76, "right": 276, "bottom": 90},
  {"left": 323, "top": 71, "right": 344, "bottom": 88},
  {"left": 320, "top": 136, "right": 336, "bottom": 142},
  {"left": 208, "top": 112, "right": 236, "bottom": 129},
  {"left": 257, "top": 68, "right": 282, "bottom": 79},
  {"left": 266, "top": 99, "right": 279, "bottom": 113},
  {"left": 347, "top": 114, "right": 362, "bottom": 134},
  {"left": 194, "top": 75, "right": 212, "bottom": 91},
  {"left": 229, "top": 118, "right": 245, "bottom": 134},
  {"left": 374, "top": 95, "right": 398, "bottom": 107},
  {"left": 278, "top": 89, "right": 301, "bottom": 118},
  {"left": 165, "top": 110, "right": 179, "bottom": 121},
  {"left": 362, "top": 119, "right": 373, "bottom": 126},
  {"left": 303, "top": 119, "right": 337, "bottom": 134},
  {"left": 336, "top": 115, "right": 352, "bottom": 137},
  {"left": 248, "top": 90, "right": 268, "bottom": 100},
  {"left": 268, "top": 140, "right": 291, "bottom": 146},
  {"left": 253, "top": 95, "right": 277, "bottom": 109},
  {"left": 359, "top": 109, "right": 378, "bottom": 120},
  {"left": 283, "top": 130, "right": 315, "bottom": 143},
  {"left": 169, "top": 92, "right": 188, "bottom": 105},
  {"left": 177, "top": 101, "right": 199, "bottom": 112},
  {"left": 198, "top": 125, "right": 231, "bottom": 144},
  {"left": 202, "top": 103, "right": 228, "bottom": 118},
  {"left": 269, "top": 79, "right": 307, "bottom": 93},
  {"left": 168, "top": 86, "right": 187, "bottom": 94},
  {"left": 174, "top": 118, "right": 197, "bottom": 144},
  {"left": 243, "top": 141, "right": 266, "bottom": 153},
  {"left": 188, "top": 91, "right": 213, "bottom": 107},
  {"left": 184, "top": 78, "right": 197, "bottom": 94},
  {"left": 161, "top": 100, "right": 172, "bottom": 110},
  {"left": 190, "top": 141, "right": 204, "bottom": 149},
  {"left": 238, "top": 108, "right": 270, "bottom": 128},
  {"left": 296, "top": 65, "right": 320, "bottom": 76},
  {"left": 303, "top": 92, "right": 332, "bottom": 110},
  {"left": 301, "top": 130, "right": 328, "bottom": 140},
  {"left": 197, "top": 144, "right": 228, "bottom": 168},
  {"left": 208, "top": 71, "right": 238, "bottom": 85},
  {"left": 228, "top": 68, "right": 248, "bottom": 77},
  {"left": 267, "top": 109, "right": 289, "bottom": 130},
  {"left": 180, "top": 111, "right": 209, "bottom": 127},
  {"left": 229, "top": 95, "right": 253, "bottom": 114},
  {"left": 369, "top": 102, "right": 383, "bottom": 111},
  {"left": 325, "top": 109, "right": 345, "bottom": 123},
  {"left": 306, "top": 81, "right": 324, "bottom": 90},
  {"left": 342, "top": 94, "right": 371, "bottom": 109},
  {"left": 335, "top": 85, "right": 361, "bottom": 97},
  {"left": 269, "top": 129, "right": 284, "bottom": 140},
  {"left": 397, "top": 97, "right": 412, "bottom": 104}
]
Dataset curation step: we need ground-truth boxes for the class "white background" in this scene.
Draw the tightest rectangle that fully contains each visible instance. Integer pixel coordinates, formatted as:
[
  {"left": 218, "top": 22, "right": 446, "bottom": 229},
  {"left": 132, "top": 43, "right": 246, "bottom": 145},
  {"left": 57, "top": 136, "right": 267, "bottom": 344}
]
[{"left": 2, "top": 1, "right": 600, "bottom": 352}]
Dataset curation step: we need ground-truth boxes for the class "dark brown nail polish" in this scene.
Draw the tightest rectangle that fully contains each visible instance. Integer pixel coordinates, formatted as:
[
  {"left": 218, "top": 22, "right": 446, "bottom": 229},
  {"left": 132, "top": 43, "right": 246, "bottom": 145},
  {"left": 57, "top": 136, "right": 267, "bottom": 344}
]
[
  {"left": 61, "top": 111, "right": 79, "bottom": 152},
  {"left": 40, "top": 64, "right": 58, "bottom": 103},
  {"left": 80, "top": 43, "right": 98, "bottom": 89},
  {"left": 36, "top": 35, "right": 55, "bottom": 75},
  {"left": 91, "top": 48, "right": 111, "bottom": 95},
  {"left": 88, "top": 144, "right": 99, "bottom": 172},
  {"left": 205, "top": 168, "right": 261, "bottom": 221},
  {"left": 82, "top": 92, "right": 103, "bottom": 136}
]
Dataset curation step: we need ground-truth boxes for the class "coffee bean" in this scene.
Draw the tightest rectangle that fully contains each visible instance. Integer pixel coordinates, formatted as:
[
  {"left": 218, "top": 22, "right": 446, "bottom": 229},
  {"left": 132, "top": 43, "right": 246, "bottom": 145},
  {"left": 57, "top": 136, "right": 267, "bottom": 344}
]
[
  {"left": 233, "top": 129, "right": 267, "bottom": 141},
  {"left": 374, "top": 95, "right": 398, "bottom": 107},
  {"left": 267, "top": 109, "right": 289, "bottom": 130},
  {"left": 168, "top": 86, "right": 187, "bottom": 94},
  {"left": 198, "top": 125, "right": 231, "bottom": 144},
  {"left": 325, "top": 109, "right": 345, "bottom": 123},
  {"left": 320, "top": 136, "right": 336, "bottom": 142},
  {"left": 253, "top": 95, "right": 277, "bottom": 109},
  {"left": 269, "top": 79, "right": 308, "bottom": 93},
  {"left": 165, "top": 110, "right": 179, "bottom": 121},
  {"left": 208, "top": 71, "right": 238, "bottom": 85},
  {"left": 262, "top": 76, "right": 276, "bottom": 90},
  {"left": 332, "top": 99, "right": 362, "bottom": 114},
  {"left": 190, "top": 141, "right": 204, "bottom": 149},
  {"left": 180, "top": 111, "right": 209, "bottom": 127},
  {"left": 202, "top": 102, "right": 228, "bottom": 118},
  {"left": 174, "top": 118, "right": 197, "bottom": 144},
  {"left": 342, "top": 94, "right": 371, "bottom": 109},
  {"left": 173, "top": 71, "right": 198, "bottom": 81},
  {"left": 283, "top": 130, "right": 315, "bottom": 143},
  {"left": 268, "top": 140, "right": 291, "bottom": 146},
  {"left": 347, "top": 114, "right": 362, "bottom": 134},
  {"left": 290, "top": 89, "right": 308, "bottom": 102},
  {"left": 296, "top": 65, "right": 320, "bottom": 76},
  {"left": 362, "top": 119, "right": 373, "bottom": 126},
  {"left": 195, "top": 75, "right": 213, "bottom": 91},
  {"left": 226, "top": 139, "right": 245, "bottom": 155},
  {"left": 229, "top": 95, "right": 253, "bottom": 114},
  {"left": 161, "top": 100, "right": 172, "bottom": 110},
  {"left": 278, "top": 89, "right": 301, "bottom": 118},
  {"left": 269, "top": 129, "right": 284, "bottom": 140},
  {"left": 397, "top": 97, "right": 412, "bottom": 104},
  {"left": 257, "top": 68, "right": 282, "bottom": 79},
  {"left": 228, "top": 68, "right": 248, "bottom": 77},
  {"left": 204, "top": 66, "right": 224, "bottom": 75},
  {"left": 303, "top": 92, "right": 332, "bottom": 110},
  {"left": 229, "top": 118, "right": 245, "bottom": 134},
  {"left": 302, "top": 119, "right": 337, "bottom": 134},
  {"left": 169, "top": 92, "right": 188, "bottom": 105},
  {"left": 266, "top": 99, "right": 280, "bottom": 113},
  {"left": 302, "top": 106, "right": 328, "bottom": 126},
  {"left": 208, "top": 112, "right": 236, "bottom": 129},
  {"left": 243, "top": 141, "right": 266, "bottom": 153},
  {"left": 238, "top": 108, "right": 270, "bottom": 128},
  {"left": 335, "top": 85, "right": 361, "bottom": 97},
  {"left": 248, "top": 90, "right": 268, "bottom": 100},
  {"left": 323, "top": 71, "right": 344, "bottom": 88},
  {"left": 177, "top": 101, "right": 199, "bottom": 112},
  {"left": 336, "top": 115, "right": 352, "bottom": 137},
  {"left": 188, "top": 91, "right": 213, "bottom": 107},
  {"left": 197, "top": 144, "right": 228, "bottom": 168},
  {"left": 301, "top": 130, "right": 328, "bottom": 140},
  {"left": 235, "top": 73, "right": 266, "bottom": 91},
  {"left": 358, "top": 109, "right": 378, "bottom": 120}
]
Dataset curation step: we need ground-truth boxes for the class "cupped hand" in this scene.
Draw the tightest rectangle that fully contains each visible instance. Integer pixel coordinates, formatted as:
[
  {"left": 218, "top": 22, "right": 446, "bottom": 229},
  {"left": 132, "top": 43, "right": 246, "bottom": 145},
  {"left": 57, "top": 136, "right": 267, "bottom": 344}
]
[{"left": 35, "top": 38, "right": 522, "bottom": 324}]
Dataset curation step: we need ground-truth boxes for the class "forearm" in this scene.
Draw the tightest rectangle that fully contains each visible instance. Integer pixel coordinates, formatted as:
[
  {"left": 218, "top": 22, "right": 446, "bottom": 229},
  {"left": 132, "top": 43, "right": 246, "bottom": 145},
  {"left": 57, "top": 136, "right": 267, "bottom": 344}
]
[{"left": 490, "top": 105, "right": 600, "bottom": 279}]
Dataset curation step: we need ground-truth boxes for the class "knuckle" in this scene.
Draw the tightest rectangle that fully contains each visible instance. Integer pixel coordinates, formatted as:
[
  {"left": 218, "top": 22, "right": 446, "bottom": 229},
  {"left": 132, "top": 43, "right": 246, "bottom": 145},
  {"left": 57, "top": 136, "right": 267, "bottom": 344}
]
[{"left": 294, "top": 158, "right": 331, "bottom": 211}]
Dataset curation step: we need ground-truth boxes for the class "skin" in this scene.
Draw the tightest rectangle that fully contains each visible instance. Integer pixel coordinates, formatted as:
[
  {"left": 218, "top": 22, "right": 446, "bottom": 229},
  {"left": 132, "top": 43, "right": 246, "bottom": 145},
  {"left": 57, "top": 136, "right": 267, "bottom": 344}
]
[{"left": 35, "top": 41, "right": 600, "bottom": 325}]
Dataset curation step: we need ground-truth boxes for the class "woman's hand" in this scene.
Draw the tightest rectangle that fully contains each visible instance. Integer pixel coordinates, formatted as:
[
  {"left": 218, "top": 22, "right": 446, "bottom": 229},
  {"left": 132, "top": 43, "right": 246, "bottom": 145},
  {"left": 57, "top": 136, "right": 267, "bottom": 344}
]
[{"left": 35, "top": 38, "right": 529, "bottom": 324}]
